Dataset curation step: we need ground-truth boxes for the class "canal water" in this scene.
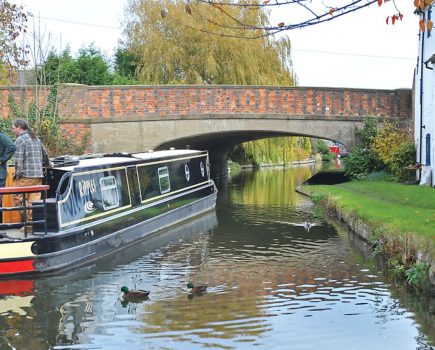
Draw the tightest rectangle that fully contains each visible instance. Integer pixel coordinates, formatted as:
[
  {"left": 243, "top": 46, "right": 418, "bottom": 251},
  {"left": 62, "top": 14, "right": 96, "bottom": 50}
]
[{"left": 0, "top": 164, "right": 434, "bottom": 350}]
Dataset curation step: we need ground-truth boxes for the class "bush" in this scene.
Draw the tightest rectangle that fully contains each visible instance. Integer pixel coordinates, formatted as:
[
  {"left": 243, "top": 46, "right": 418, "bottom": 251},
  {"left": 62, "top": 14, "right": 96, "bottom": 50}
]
[
  {"left": 389, "top": 142, "right": 416, "bottom": 182},
  {"left": 314, "top": 140, "right": 336, "bottom": 161},
  {"left": 311, "top": 191, "right": 328, "bottom": 203},
  {"left": 314, "top": 139, "right": 330, "bottom": 154},
  {"left": 346, "top": 117, "right": 414, "bottom": 182},
  {"left": 357, "top": 116, "right": 378, "bottom": 147},
  {"left": 344, "top": 145, "right": 381, "bottom": 180},
  {"left": 405, "top": 262, "right": 431, "bottom": 291},
  {"left": 372, "top": 122, "right": 408, "bottom": 167}
]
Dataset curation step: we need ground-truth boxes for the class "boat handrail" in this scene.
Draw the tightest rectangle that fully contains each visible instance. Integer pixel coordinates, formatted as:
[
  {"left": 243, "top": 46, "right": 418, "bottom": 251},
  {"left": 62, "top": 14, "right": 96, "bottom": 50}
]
[
  {"left": 0, "top": 185, "right": 49, "bottom": 237},
  {"left": 55, "top": 172, "right": 72, "bottom": 200},
  {"left": 0, "top": 185, "right": 49, "bottom": 194}
]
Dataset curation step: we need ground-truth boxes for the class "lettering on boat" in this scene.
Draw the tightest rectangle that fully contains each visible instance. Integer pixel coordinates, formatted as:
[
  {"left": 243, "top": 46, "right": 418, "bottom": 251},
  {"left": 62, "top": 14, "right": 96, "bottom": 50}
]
[{"left": 78, "top": 179, "right": 97, "bottom": 197}]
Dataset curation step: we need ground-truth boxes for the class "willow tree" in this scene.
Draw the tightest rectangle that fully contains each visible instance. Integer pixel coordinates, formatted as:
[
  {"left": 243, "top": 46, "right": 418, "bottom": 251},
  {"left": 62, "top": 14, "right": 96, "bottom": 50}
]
[{"left": 123, "top": 0, "right": 295, "bottom": 85}]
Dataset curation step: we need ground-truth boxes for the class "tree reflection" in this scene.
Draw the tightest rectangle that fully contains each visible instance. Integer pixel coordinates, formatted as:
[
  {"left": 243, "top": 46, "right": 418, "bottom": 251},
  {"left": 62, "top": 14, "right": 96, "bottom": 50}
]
[{"left": 230, "top": 166, "right": 314, "bottom": 206}]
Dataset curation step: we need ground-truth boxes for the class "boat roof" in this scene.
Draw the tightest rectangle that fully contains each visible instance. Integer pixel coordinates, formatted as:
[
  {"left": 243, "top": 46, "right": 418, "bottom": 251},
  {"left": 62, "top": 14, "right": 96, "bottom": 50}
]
[
  {"left": 134, "top": 149, "right": 202, "bottom": 159},
  {"left": 53, "top": 149, "right": 206, "bottom": 172}
]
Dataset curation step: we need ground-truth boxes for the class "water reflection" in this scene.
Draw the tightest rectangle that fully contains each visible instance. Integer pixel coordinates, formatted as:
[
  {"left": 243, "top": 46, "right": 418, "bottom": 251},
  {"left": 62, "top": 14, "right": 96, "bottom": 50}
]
[
  {"left": 229, "top": 166, "right": 314, "bottom": 206},
  {"left": 0, "top": 165, "right": 434, "bottom": 350},
  {"left": 0, "top": 212, "right": 218, "bottom": 349}
]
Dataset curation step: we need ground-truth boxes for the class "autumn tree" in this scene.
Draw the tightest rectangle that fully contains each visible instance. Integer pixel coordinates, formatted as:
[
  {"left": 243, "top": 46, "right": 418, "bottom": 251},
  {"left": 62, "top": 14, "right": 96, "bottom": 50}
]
[
  {"left": 0, "top": 0, "right": 28, "bottom": 84},
  {"left": 122, "top": 0, "right": 295, "bottom": 85}
]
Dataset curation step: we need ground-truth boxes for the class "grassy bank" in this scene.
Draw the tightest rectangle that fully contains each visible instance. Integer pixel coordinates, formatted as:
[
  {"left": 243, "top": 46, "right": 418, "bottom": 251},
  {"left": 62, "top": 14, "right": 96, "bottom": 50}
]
[
  {"left": 303, "top": 181, "right": 435, "bottom": 237},
  {"left": 300, "top": 180, "right": 435, "bottom": 290}
]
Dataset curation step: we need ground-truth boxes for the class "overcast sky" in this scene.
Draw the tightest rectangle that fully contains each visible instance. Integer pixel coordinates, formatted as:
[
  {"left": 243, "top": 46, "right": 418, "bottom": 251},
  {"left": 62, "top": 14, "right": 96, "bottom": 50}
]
[{"left": 14, "top": 0, "right": 419, "bottom": 90}]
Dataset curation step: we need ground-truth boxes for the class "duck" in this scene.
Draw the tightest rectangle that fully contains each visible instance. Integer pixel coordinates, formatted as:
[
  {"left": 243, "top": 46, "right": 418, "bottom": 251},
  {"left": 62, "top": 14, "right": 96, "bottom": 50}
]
[
  {"left": 187, "top": 282, "right": 208, "bottom": 294},
  {"left": 120, "top": 286, "right": 150, "bottom": 301},
  {"left": 275, "top": 220, "right": 318, "bottom": 232}
]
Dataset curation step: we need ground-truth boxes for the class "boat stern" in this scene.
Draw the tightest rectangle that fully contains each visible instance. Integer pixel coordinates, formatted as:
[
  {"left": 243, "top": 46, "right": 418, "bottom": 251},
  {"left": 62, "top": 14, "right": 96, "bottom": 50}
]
[{"left": 0, "top": 240, "right": 36, "bottom": 276}]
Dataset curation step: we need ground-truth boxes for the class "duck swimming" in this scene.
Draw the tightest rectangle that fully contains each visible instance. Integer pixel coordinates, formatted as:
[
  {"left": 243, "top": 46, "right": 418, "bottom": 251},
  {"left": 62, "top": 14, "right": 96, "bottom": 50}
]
[
  {"left": 120, "top": 286, "right": 150, "bottom": 301},
  {"left": 187, "top": 282, "right": 208, "bottom": 294},
  {"left": 275, "top": 220, "right": 318, "bottom": 232}
]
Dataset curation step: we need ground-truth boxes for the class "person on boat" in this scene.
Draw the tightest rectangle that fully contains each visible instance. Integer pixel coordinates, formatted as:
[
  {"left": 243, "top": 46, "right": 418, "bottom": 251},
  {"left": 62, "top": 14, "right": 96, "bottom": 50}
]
[
  {"left": 11, "top": 118, "right": 50, "bottom": 232},
  {"left": 0, "top": 131, "right": 16, "bottom": 189},
  {"left": 0, "top": 131, "right": 16, "bottom": 221}
]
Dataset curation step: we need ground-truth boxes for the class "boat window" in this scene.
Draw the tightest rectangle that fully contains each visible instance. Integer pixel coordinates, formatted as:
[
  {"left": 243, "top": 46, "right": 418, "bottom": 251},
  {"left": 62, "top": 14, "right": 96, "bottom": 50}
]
[
  {"left": 100, "top": 176, "right": 119, "bottom": 210},
  {"left": 158, "top": 166, "right": 171, "bottom": 194}
]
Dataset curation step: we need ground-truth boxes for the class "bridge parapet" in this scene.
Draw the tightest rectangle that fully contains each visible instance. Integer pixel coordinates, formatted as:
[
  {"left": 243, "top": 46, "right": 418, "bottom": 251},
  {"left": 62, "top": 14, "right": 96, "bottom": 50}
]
[{"left": 0, "top": 84, "right": 412, "bottom": 120}]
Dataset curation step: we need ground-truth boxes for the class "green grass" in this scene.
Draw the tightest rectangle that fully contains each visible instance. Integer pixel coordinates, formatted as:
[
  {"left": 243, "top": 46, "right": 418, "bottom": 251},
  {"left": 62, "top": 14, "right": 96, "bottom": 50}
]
[{"left": 302, "top": 181, "right": 435, "bottom": 238}]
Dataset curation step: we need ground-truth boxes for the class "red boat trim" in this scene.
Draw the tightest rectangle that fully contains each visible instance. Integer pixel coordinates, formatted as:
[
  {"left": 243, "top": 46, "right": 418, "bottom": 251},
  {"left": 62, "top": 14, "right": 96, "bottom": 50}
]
[
  {"left": 0, "top": 259, "right": 35, "bottom": 275},
  {"left": 0, "top": 279, "right": 34, "bottom": 295}
]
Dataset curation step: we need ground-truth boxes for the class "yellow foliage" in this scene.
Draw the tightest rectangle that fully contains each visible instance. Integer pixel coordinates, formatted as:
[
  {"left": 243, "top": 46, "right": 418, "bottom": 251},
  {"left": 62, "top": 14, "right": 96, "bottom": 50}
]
[
  {"left": 0, "top": 63, "right": 13, "bottom": 85},
  {"left": 372, "top": 122, "right": 409, "bottom": 166}
]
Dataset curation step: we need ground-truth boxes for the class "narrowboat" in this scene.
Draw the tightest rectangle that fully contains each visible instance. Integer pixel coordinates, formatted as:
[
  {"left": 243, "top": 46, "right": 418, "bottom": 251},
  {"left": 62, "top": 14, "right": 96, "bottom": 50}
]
[
  {"left": 0, "top": 149, "right": 217, "bottom": 276},
  {"left": 0, "top": 210, "right": 218, "bottom": 296}
]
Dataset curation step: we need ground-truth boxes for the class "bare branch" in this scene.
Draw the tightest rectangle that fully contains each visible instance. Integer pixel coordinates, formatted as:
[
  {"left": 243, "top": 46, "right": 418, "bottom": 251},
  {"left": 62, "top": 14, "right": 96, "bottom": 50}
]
[{"left": 183, "top": 0, "right": 382, "bottom": 39}]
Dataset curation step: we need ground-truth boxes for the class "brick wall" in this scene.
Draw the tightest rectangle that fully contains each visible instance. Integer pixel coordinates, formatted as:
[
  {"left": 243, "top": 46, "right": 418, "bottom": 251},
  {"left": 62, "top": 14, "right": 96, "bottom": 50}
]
[
  {"left": 69, "top": 85, "right": 413, "bottom": 119},
  {"left": 60, "top": 122, "right": 91, "bottom": 151}
]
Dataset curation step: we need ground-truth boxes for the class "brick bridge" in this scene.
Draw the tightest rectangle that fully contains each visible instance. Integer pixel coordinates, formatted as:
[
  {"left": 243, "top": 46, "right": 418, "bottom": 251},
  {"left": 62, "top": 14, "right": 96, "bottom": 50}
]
[{"left": 0, "top": 84, "right": 413, "bottom": 178}]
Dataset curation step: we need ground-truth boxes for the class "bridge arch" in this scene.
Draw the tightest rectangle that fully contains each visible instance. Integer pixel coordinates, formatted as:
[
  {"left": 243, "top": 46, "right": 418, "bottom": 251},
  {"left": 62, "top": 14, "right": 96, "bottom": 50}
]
[{"left": 135, "top": 117, "right": 366, "bottom": 177}]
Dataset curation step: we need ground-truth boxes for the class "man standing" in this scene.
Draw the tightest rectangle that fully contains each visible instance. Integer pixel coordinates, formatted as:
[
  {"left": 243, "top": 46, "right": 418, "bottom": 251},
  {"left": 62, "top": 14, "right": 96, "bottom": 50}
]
[
  {"left": 0, "top": 129, "right": 16, "bottom": 188},
  {"left": 12, "top": 118, "right": 49, "bottom": 231},
  {"left": 0, "top": 129, "right": 16, "bottom": 221}
]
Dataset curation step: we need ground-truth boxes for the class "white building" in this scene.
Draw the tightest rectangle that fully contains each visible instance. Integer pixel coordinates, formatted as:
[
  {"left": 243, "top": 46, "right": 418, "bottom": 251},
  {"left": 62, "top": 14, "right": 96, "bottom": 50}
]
[{"left": 415, "top": 3, "right": 435, "bottom": 186}]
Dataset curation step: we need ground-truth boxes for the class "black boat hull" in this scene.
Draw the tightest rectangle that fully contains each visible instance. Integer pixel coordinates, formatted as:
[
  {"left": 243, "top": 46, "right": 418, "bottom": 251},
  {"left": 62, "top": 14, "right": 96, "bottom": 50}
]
[{"left": 1, "top": 191, "right": 216, "bottom": 276}]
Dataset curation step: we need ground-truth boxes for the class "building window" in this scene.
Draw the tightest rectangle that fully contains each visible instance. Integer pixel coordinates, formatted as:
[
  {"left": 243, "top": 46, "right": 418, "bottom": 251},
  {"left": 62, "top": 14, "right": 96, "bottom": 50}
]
[
  {"left": 426, "top": 133, "right": 431, "bottom": 165},
  {"left": 158, "top": 166, "right": 171, "bottom": 194},
  {"left": 100, "top": 176, "right": 119, "bottom": 210}
]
